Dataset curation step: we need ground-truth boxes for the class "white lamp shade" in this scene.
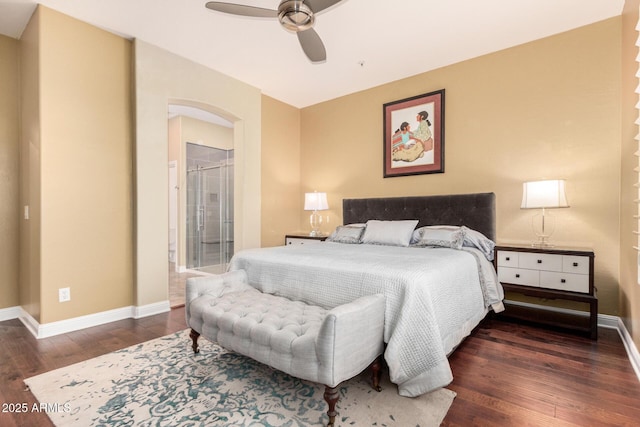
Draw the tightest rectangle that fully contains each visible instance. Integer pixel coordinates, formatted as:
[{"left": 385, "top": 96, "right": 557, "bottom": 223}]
[
  {"left": 304, "top": 192, "right": 329, "bottom": 211},
  {"left": 521, "top": 180, "right": 569, "bottom": 209}
]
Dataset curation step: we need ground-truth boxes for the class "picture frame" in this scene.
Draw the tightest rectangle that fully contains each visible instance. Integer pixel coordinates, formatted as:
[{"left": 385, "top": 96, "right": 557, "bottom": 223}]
[{"left": 383, "top": 89, "right": 445, "bottom": 177}]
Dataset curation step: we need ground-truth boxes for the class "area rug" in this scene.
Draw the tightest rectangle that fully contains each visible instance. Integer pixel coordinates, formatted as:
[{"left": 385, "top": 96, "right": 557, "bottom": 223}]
[{"left": 25, "top": 330, "right": 455, "bottom": 426}]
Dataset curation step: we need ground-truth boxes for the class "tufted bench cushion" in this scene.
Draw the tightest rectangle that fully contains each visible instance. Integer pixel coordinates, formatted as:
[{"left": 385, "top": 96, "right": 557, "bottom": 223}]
[
  {"left": 185, "top": 269, "right": 385, "bottom": 426},
  {"left": 190, "top": 287, "right": 329, "bottom": 381}
]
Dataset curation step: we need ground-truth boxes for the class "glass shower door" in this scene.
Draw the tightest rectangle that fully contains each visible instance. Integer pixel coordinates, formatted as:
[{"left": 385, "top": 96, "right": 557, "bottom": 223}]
[
  {"left": 220, "top": 158, "right": 234, "bottom": 265},
  {"left": 186, "top": 168, "right": 201, "bottom": 269},
  {"left": 186, "top": 152, "right": 234, "bottom": 272}
]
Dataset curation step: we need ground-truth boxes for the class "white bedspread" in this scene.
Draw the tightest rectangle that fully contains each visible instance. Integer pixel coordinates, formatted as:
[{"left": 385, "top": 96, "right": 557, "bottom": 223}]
[{"left": 228, "top": 242, "right": 504, "bottom": 397}]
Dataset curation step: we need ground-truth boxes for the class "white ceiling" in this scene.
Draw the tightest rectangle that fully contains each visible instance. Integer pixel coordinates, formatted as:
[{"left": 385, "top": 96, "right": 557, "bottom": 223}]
[{"left": 0, "top": 0, "right": 625, "bottom": 108}]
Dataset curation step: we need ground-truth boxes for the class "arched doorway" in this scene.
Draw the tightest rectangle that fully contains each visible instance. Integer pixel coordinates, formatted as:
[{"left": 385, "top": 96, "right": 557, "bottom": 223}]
[{"left": 167, "top": 103, "right": 235, "bottom": 306}]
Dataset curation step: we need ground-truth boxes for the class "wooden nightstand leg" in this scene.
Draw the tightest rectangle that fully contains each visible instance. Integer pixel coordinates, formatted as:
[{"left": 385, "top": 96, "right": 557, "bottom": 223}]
[{"left": 590, "top": 298, "right": 598, "bottom": 340}]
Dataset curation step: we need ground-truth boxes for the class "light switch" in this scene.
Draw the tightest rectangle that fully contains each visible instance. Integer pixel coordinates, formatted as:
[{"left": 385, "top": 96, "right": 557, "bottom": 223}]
[{"left": 24, "top": 205, "right": 29, "bottom": 220}]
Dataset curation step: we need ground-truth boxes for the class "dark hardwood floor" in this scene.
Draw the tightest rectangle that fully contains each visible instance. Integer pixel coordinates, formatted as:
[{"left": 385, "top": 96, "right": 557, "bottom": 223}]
[
  {"left": 1, "top": 308, "right": 639, "bottom": 426},
  {"left": 0, "top": 310, "right": 186, "bottom": 427},
  {"left": 444, "top": 318, "right": 640, "bottom": 426}
]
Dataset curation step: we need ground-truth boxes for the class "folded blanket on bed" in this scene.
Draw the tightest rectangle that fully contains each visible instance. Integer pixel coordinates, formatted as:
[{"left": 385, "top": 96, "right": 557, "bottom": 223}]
[{"left": 228, "top": 242, "right": 504, "bottom": 397}]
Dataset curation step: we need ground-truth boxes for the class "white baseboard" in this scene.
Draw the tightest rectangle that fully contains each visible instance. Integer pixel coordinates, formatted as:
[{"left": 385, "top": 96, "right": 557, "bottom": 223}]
[
  {"left": 0, "top": 306, "right": 22, "bottom": 322},
  {"left": 19, "top": 310, "right": 41, "bottom": 338},
  {"left": 12, "top": 301, "right": 171, "bottom": 339},
  {"left": 607, "top": 314, "right": 640, "bottom": 381},
  {"left": 133, "top": 300, "right": 171, "bottom": 319},
  {"left": 30, "top": 306, "right": 135, "bottom": 339},
  {"left": 504, "top": 300, "right": 640, "bottom": 382}
]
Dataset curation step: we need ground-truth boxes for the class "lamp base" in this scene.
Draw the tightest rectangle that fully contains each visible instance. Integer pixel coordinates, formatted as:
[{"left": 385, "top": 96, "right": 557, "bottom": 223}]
[
  {"left": 530, "top": 234, "right": 554, "bottom": 248},
  {"left": 530, "top": 210, "right": 555, "bottom": 248},
  {"left": 309, "top": 211, "right": 322, "bottom": 237},
  {"left": 531, "top": 241, "right": 554, "bottom": 248}
]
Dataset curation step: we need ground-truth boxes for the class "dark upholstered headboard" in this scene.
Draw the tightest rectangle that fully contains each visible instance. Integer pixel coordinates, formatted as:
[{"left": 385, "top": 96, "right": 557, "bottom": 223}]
[{"left": 342, "top": 192, "right": 496, "bottom": 241}]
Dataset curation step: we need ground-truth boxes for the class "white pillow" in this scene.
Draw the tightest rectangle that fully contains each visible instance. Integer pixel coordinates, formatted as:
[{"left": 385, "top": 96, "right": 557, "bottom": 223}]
[
  {"left": 412, "top": 225, "right": 465, "bottom": 249},
  {"left": 361, "top": 220, "right": 419, "bottom": 247}
]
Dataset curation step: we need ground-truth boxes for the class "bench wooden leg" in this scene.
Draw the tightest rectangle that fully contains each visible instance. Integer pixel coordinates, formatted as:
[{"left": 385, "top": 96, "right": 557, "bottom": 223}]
[
  {"left": 323, "top": 385, "right": 339, "bottom": 426},
  {"left": 370, "top": 356, "right": 382, "bottom": 392},
  {"left": 323, "top": 356, "right": 382, "bottom": 426},
  {"left": 190, "top": 329, "right": 200, "bottom": 354}
]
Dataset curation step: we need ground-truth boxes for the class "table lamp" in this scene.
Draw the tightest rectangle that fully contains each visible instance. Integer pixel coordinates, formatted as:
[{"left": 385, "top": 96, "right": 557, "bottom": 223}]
[
  {"left": 304, "top": 191, "right": 329, "bottom": 237},
  {"left": 521, "top": 179, "right": 569, "bottom": 247}
]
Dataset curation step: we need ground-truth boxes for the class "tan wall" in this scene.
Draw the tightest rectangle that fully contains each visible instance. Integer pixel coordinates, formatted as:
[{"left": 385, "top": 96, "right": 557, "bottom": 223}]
[
  {"left": 134, "top": 41, "right": 262, "bottom": 307},
  {"left": 19, "top": 9, "right": 42, "bottom": 321},
  {"left": 168, "top": 117, "right": 181, "bottom": 165},
  {"left": 300, "top": 19, "right": 623, "bottom": 315},
  {"left": 261, "top": 95, "right": 302, "bottom": 247},
  {"left": 36, "top": 6, "right": 133, "bottom": 323},
  {"left": 168, "top": 117, "right": 181, "bottom": 272},
  {"left": 0, "top": 35, "right": 20, "bottom": 310},
  {"left": 181, "top": 116, "right": 233, "bottom": 150},
  {"left": 621, "top": 0, "right": 640, "bottom": 350}
]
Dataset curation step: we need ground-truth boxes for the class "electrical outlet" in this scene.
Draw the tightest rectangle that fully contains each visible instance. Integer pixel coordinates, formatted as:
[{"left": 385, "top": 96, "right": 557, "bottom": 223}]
[{"left": 59, "top": 287, "right": 71, "bottom": 302}]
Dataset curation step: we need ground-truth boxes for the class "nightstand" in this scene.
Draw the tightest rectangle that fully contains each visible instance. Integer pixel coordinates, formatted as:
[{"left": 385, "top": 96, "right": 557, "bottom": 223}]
[
  {"left": 494, "top": 244, "right": 597, "bottom": 340},
  {"left": 285, "top": 234, "right": 328, "bottom": 245}
]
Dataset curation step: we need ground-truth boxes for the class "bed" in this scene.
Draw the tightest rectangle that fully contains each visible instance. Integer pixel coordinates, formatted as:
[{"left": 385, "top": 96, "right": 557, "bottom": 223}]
[{"left": 228, "top": 192, "right": 504, "bottom": 397}]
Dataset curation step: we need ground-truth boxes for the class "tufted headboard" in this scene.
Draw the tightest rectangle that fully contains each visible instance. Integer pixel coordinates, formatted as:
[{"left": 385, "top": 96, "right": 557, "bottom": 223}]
[{"left": 342, "top": 192, "right": 496, "bottom": 241}]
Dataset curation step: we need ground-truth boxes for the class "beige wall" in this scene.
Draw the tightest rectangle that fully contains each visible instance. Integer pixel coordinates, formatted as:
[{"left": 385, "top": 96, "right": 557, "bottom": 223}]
[
  {"left": 134, "top": 41, "right": 262, "bottom": 307},
  {"left": 621, "top": 0, "right": 640, "bottom": 350},
  {"left": 261, "top": 96, "right": 302, "bottom": 247},
  {"left": 168, "top": 117, "right": 181, "bottom": 272},
  {"left": 0, "top": 35, "right": 20, "bottom": 310},
  {"left": 19, "top": 9, "right": 42, "bottom": 321},
  {"left": 21, "top": 6, "right": 133, "bottom": 323},
  {"left": 300, "top": 18, "right": 623, "bottom": 315},
  {"left": 181, "top": 116, "right": 233, "bottom": 150}
]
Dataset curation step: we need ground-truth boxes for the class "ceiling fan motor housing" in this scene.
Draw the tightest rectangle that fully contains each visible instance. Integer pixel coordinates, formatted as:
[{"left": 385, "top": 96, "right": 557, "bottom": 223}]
[{"left": 278, "top": 0, "right": 314, "bottom": 31}]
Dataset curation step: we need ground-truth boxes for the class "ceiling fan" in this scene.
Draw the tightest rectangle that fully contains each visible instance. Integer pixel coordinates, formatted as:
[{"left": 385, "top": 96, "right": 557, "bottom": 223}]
[{"left": 205, "top": 0, "right": 345, "bottom": 63}]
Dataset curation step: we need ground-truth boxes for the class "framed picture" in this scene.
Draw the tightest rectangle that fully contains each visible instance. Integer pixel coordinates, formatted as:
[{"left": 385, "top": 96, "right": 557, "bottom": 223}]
[{"left": 383, "top": 89, "right": 445, "bottom": 177}]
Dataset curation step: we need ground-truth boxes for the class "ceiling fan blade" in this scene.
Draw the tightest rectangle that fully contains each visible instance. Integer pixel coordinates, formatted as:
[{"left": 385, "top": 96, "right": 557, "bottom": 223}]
[
  {"left": 304, "top": 0, "right": 344, "bottom": 14},
  {"left": 205, "top": 2, "right": 278, "bottom": 18},
  {"left": 297, "top": 28, "right": 326, "bottom": 63}
]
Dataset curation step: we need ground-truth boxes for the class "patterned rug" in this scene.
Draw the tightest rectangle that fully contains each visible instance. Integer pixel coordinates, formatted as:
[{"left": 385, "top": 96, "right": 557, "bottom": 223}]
[{"left": 25, "top": 330, "right": 455, "bottom": 426}]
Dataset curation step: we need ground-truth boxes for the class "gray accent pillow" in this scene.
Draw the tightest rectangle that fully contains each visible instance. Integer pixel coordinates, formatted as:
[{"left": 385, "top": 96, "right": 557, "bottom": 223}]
[
  {"left": 461, "top": 226, "right": 495, "bottom": 261},
  {"left": 327, "top": 224, "right": 365, "bottom": 244},
  {"left": 411, "top": 225, "right": 466, "bottom": 249}
]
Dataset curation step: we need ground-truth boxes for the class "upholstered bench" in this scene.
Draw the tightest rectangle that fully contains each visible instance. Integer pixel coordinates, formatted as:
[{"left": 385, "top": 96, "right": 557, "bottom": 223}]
[{"left": 185, "top": 269, "right": 385, "bottom": 426}]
